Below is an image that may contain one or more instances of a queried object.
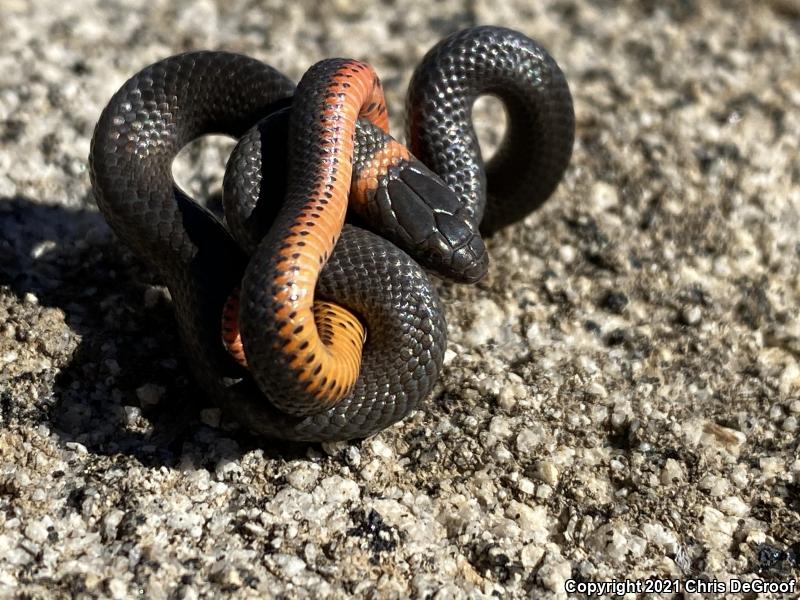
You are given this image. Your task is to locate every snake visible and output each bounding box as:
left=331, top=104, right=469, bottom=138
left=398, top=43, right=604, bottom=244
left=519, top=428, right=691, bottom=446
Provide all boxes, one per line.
left=88, top=26, right=575, bottom=441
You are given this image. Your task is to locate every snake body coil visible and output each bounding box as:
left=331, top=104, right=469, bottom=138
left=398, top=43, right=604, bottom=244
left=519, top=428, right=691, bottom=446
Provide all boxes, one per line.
left=89, top=26, right=575, bottom=441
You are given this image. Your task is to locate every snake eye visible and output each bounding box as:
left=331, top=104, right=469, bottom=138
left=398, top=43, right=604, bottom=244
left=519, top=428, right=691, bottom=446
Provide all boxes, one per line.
left=372, top=159, right=488, bottom=283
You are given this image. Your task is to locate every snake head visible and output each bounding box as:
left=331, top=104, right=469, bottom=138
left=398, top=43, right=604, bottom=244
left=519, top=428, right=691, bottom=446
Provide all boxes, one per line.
left=359, top=158, right=489, bottom=283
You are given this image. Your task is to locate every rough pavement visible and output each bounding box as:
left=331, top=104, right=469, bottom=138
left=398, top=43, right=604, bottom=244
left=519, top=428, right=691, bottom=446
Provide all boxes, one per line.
left=1, top=1, right=799, bottom=597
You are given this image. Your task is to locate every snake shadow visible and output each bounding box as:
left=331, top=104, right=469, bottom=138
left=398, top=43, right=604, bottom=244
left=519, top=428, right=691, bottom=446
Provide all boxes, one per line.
left=0, top=195, right=311, bottom=467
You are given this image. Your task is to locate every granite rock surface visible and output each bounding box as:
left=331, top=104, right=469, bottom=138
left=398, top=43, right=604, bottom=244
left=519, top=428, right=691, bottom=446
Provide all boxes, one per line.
left=1, top=0, right=799, bottom=597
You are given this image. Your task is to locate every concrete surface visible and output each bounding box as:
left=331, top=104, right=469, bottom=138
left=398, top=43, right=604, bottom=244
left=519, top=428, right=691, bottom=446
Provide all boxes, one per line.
left=1, top=0, right=799, bottom=597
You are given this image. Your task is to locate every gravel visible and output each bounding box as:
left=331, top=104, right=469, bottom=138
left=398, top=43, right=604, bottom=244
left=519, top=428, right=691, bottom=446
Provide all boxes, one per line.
left=1, top=0, right=799, bottom=597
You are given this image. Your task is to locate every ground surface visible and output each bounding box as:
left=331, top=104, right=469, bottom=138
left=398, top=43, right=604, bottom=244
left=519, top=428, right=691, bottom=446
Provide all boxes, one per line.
left=1, top=0, right=799, bottom=598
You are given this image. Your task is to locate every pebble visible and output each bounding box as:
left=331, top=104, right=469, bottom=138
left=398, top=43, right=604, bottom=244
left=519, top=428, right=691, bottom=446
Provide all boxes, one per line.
left=463, top=298, right=505, bottom=346
left=102, top=509, right=124, bottom=539
left=587, top=381, right=608, bottom=398
left=506, top=501, right=547, bottom=537
left=359, top=459, right=382, bottom=482
left=443, top=348, right=457, bottom=365
left=520, top=544, right=545, bottom=569
left=611, top=401, right=633, bottom=429
left=345, top=446, right=361, bottom=468
left=719, top=496, right=749, bottom=517
left=642, top=523, right=678, bottom=552
left=286, top=463, right=321, bottom=492
left=729, top=464, right=750, bottom=488
left=515, top=427, right=543, bottom=457
left=135, top=383, right=164, bottom=407
left=65, top=442, right=88, bottom=454
left=699, top=474, right=730, bottom=497
left=492, top=444, right=513, bottom=462
left=369, top=438, right=394, bottom=459
left=318, top=476, right=360, bottom=504
left=680, top=305, right=702, bottom=326
left=199, top=408, right=221, bottom=428
left=23, top=520, right=48, bottom=544
left=534, top=461, right=559, bottom=486
left=487, top=415, right=513, bottom=442
left=558, top=244, right=576, bottom=264
left=321, top=440, right=348, bottom=457
left=698, top=507, right=736, bottom=551
left=497, top=385, right=517, bottom=410
left=590, top=523, right=646, bottom=561
left=30, top=239, right=56, bottom=259
left=274, top=554, right=307, bottom=578
left=591, top=181, right=619, bottom=210
left=758, top=457, right=784, bottom=479
left=779, top=362, right=800, bottom=395
left=107, top=578, right=128, bottom=599
left=660, top=458, right=684, bottom=484
left=538, top=553, right=572, bottom=592
left=516, top=477, right=535, bottom=495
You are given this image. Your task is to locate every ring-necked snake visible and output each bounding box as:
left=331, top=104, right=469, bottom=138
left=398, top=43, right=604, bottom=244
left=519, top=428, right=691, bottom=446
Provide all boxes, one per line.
left=88, top=26, right=575, bottom=441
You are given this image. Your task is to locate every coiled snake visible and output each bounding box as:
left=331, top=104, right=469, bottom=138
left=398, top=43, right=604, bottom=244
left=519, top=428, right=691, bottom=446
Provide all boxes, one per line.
left=89, top=26, right=574, bottom=441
